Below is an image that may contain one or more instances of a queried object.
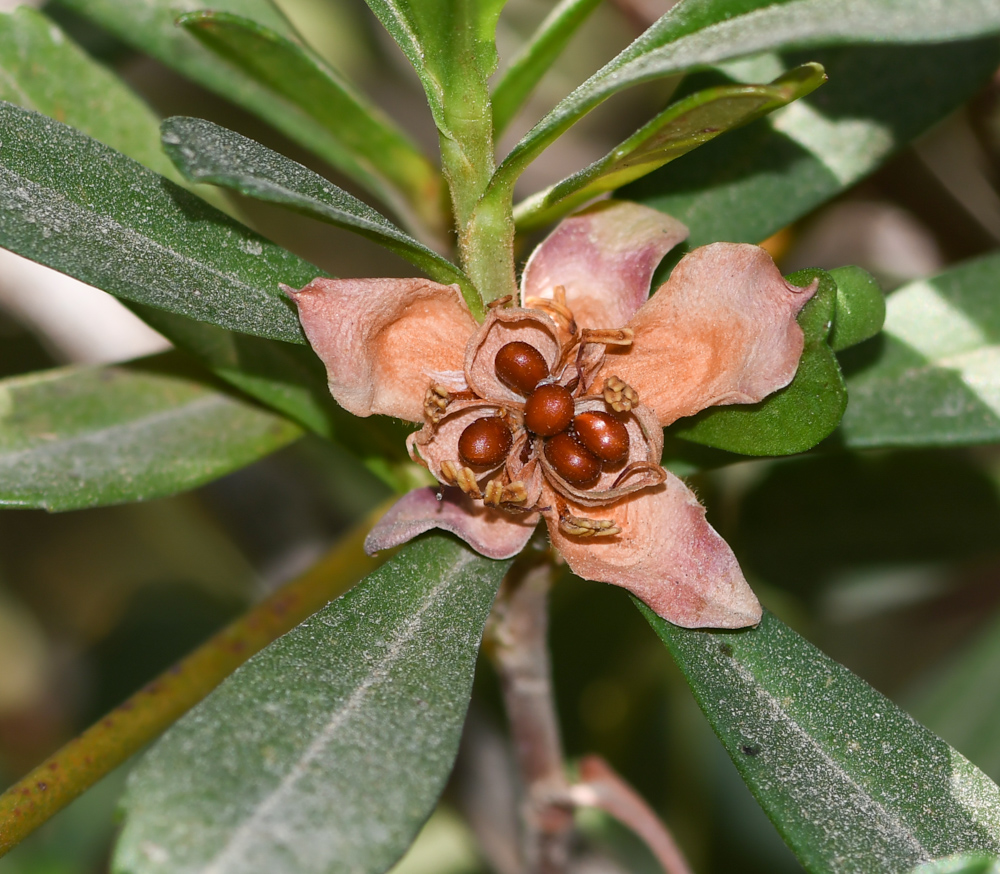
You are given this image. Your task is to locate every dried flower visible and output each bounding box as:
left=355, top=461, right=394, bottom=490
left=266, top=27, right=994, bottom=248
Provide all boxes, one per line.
left=285, top=201, right=816, bottom=628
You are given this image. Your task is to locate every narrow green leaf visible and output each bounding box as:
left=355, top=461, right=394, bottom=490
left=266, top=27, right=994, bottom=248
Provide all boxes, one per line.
left=910, top=854, right=1000, bottom=874
left=50, top=0, right=437, bottom=230
left=625, top=40, right=1000, bottom=247
left=127, top=306, right=418, bottom=493
left=491, top=0, right=602, bottom=137
left=672, top=269, right=847, bottom=456
left=840, top=252, right=1000, bottom=449
left=114, top=536, right=510, bottom=874
left=0, top=353, right=301, bottom=512
left=514, top=63, right=825, bottom=233
left=0, top=100, right=315, bottom=344
left=160, top=117, right=481, bottom=316
left=177, top=10, right=445, bottom=235
left=644, top=606, right=1000, bottom=874
left=0, top=7, right=180, bottom=182
left=493, top=0, right=1000, bottom=190
left=829, top=266, right=885, bottom=352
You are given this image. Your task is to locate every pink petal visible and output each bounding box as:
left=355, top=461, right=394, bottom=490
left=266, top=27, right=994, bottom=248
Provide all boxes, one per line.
left=365, top=487, right=539, bottom=560
left=520, top=200, right=688, bottom=329
left=284, top=277, right=477, bottom=422
left=603, top=244, right=817, bottom=427
left=546, top=475, right=761, bottom=629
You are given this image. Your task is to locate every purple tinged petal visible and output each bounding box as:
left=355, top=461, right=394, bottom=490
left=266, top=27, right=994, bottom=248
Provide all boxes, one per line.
left=521, top=200, right=688, bottom=328
left=365, top=487, right=539, bottom=560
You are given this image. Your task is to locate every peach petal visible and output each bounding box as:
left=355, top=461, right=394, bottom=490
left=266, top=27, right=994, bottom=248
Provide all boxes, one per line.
left=521, top=201, right=689, bottom=329
left=284, top=277, right=477, bottom=422
left=465, top=308, right=561, bottom=405
left=365, top=487, right=539, bottom=560
left=603, top=244, right=817, bottom=427
left=545, top=475, right=761, bottom=629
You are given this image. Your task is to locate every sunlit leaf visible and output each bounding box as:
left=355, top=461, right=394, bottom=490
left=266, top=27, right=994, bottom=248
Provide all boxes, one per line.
left=493, top=0, right=1000, bottom=192
left=161, top=117, right=480, bottom=316
left=0, top=353, right=301, bottom=512
left=645, top=606, right=1000, bottom=874
left=840, top=252, right=1000, bottom=449
left=909, top=854, right=1000, bottom=874
left=625, top=41, right=1000, bottom=247
left=114, top=536, right=510, bottom=874
left=177, top=10, right=444, bottom=234
left=514, top=63, right=825, bottom=233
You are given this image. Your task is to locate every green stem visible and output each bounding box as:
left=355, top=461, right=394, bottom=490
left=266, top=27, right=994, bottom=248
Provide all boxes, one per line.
left=0, top=507, right=391, bottom=857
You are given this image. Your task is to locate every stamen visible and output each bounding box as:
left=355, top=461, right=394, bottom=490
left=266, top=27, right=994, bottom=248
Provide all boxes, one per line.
left=439, top=460, right=483, bottom=498
left=580, top=328, right=633, bottom=347
left=484, top=479, right=529, bottom=509
left=487, top=294, right=514, bottom=309
left=603, top=375, right=639, bottom=413
left=423, top=384, right=451, bottom=423
left=558, top=512, right=621, bottom=538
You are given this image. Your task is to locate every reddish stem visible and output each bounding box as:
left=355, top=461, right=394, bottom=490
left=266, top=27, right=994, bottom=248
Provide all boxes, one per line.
left=487, top=559, right=573, bottom=874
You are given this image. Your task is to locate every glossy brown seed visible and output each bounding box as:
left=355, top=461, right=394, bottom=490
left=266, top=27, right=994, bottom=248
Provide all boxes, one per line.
left=458, top=417, right=513, bottom=468
left=524, top=384, right=574, bottom=436
left=545, top=432, right=602, bottom=487
left=573, top=411, right=630, bottom=464
left=495, top=341, right=549, bottom=395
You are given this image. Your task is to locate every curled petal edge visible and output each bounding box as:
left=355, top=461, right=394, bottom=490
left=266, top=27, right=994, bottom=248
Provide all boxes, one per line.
left=545, top=474, right=762, bottom=629
left=365, top=487, right=540, bottom=560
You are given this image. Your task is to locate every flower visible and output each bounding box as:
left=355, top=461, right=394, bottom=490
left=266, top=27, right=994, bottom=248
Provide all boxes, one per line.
left=284, top=201, right=816, bottom=629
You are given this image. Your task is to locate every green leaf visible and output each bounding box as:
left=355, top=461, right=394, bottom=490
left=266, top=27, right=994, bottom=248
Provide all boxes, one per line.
left=491, top=0, right=602, bottom=137
left=51, top=0, right=435, bottom=228
left=829, top=266, right=885, bottom=352
left=672, top=269, right=846, bottom=455
left=0, top=7, right=180, bottom=182
left=840, top=252, right=1000, bottom=449
left=0, top=353, right=301, bottom=512
left=514, top=63, right=826, bottom=233
left=176, top=10, right=445, bottom=236
left=114, top=536, right=510, bottom=874
left=493, top=0, right=1000, bottom=192
left=644, top=606, right=1000, bottom=874
left=910, top=855, right=1000, bottom=874
left=625, top=40, right=1000, bottom=247
left=127, top=306, right=419, bottom=492
left=160, top=116, right=481, bottom=317
left=0, top=100, right=315, bottom=344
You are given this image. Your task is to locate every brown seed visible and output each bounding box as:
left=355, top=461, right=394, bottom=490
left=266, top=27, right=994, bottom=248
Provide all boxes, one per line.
left=573, top=411, right=630, bottom=464
left=545, top=432, right=602, bottom=487
left=495, top=341, right=549, bottom=395
left=524, top=384, right=574, bottom=436
left=458, top=417, right=513, bottom=468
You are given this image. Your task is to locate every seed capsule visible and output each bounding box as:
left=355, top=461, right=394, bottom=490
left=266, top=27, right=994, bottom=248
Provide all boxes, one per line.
left=495, top=341, right=549, bottom=395
left=524, top=384, right=574, bottom=436
left=573, top=411, right=630, bottom=464
left=545, top=432, right=602, bottom=487
left=458, top=417, right=513, bottom=468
